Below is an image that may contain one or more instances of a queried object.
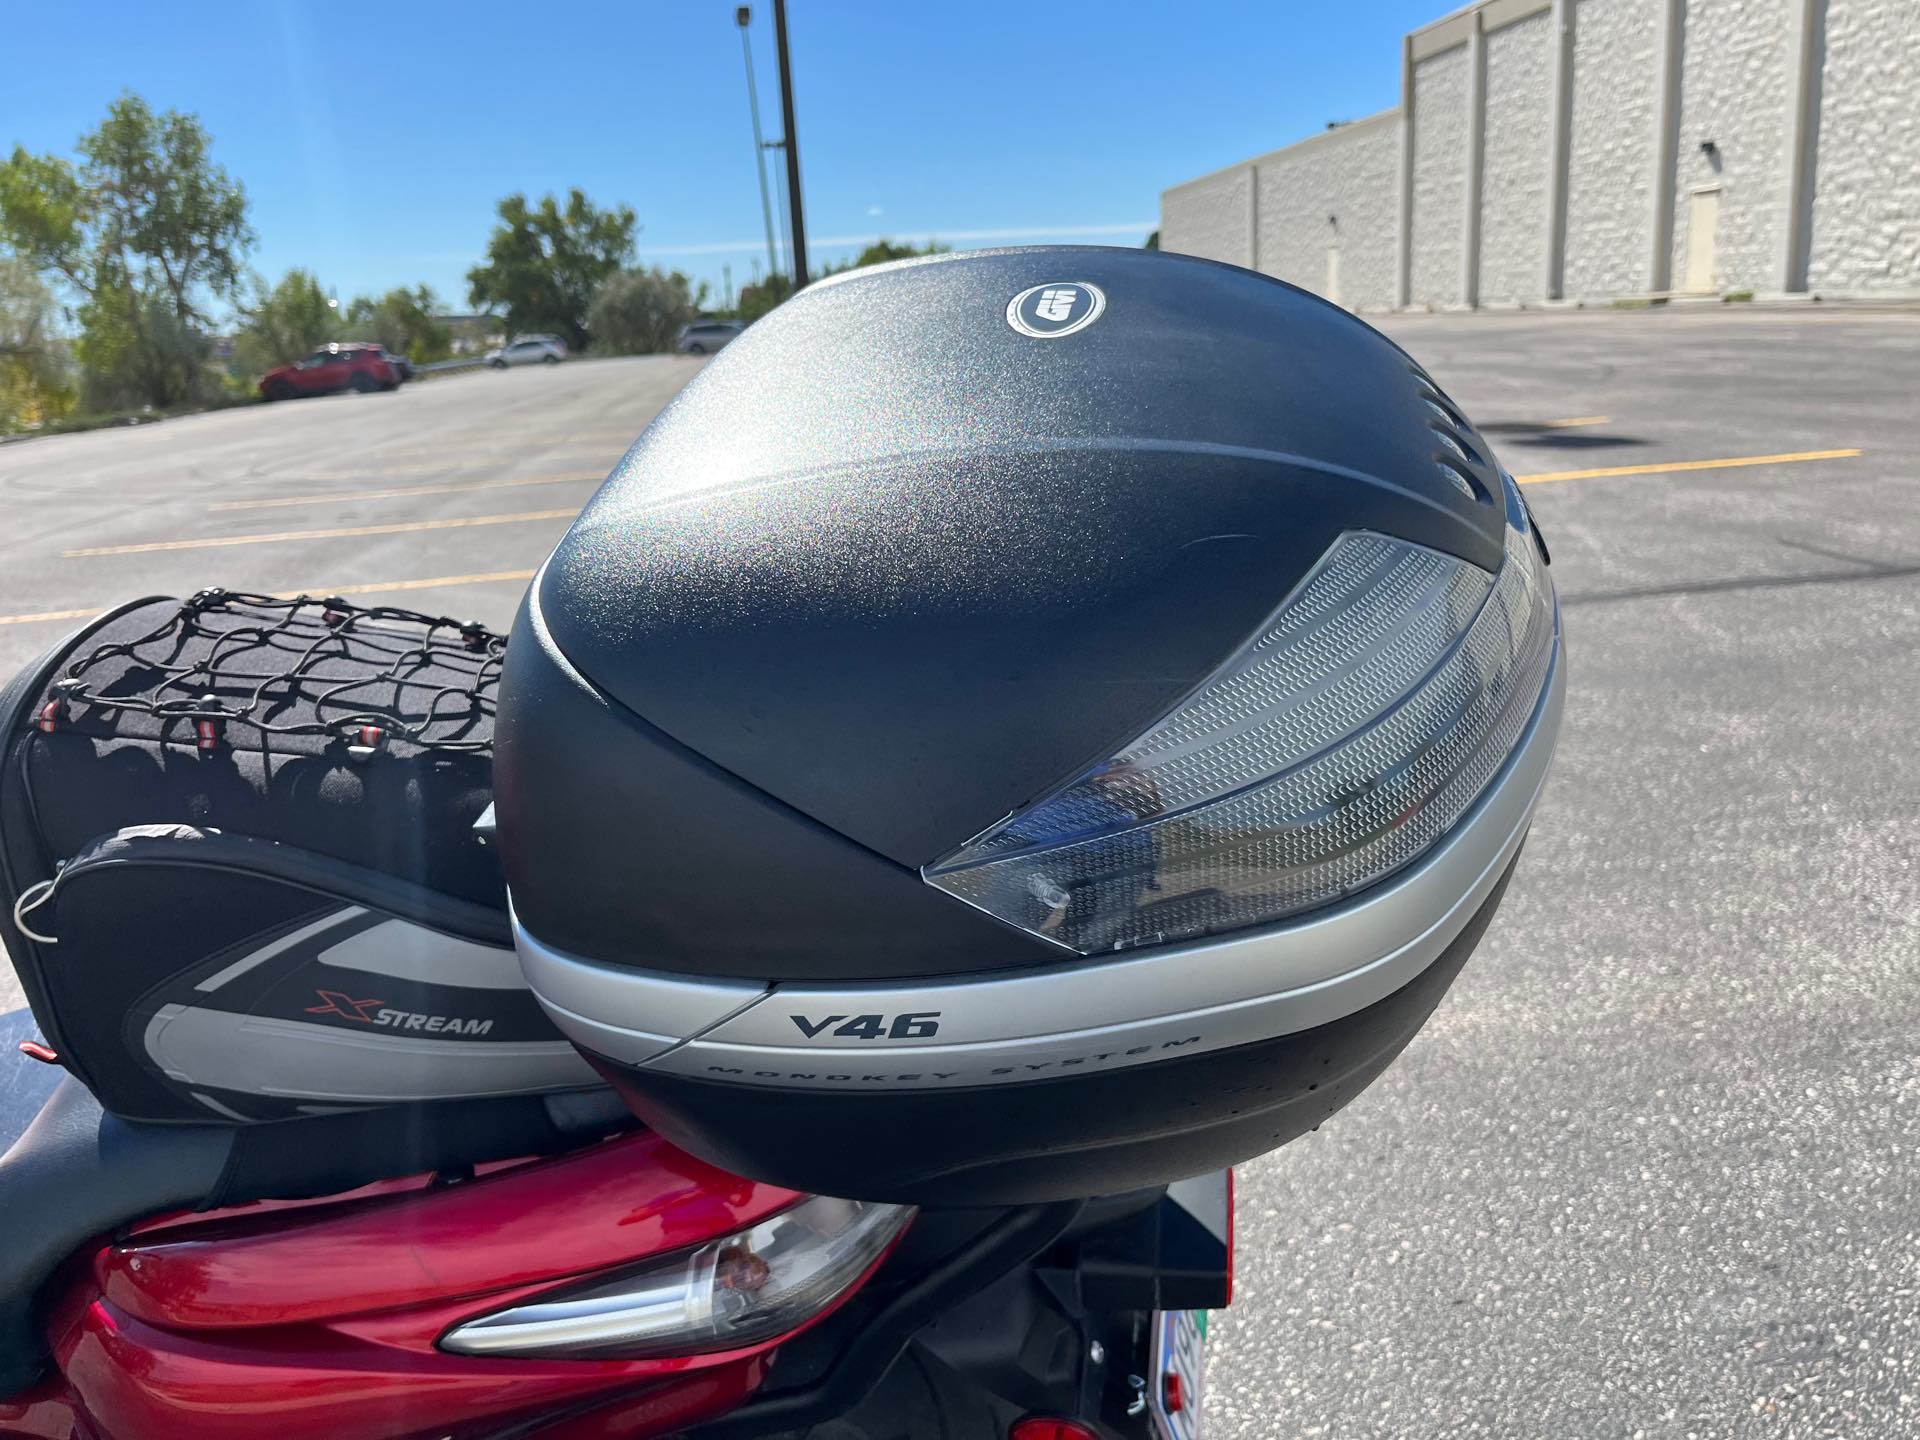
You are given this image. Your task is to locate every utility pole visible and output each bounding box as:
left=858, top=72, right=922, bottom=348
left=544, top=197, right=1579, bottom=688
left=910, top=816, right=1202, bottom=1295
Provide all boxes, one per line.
left=723, top=263, right=734, bottom=312
left=772, top=0, right=808, bottom=288
left=736, top=8, right=780, bottom=289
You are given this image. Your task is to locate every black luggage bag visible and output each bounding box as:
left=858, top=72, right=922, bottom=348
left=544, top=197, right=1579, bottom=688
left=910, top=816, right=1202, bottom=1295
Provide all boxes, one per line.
left=0, top=589, right=595, bottom=1124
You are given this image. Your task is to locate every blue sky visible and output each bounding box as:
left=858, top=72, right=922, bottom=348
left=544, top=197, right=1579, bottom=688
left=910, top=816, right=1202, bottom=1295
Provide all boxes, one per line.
left=5, top=1, right=1439, bottom=313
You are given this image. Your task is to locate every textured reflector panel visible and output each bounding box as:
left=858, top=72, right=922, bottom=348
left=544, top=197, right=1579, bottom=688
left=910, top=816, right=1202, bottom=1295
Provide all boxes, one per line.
left=926, top=498, right=1553, bottom=955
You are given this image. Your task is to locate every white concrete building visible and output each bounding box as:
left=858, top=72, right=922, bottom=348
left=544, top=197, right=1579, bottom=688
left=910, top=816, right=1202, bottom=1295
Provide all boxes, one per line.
left=1159, top=0, right=1920, bottom=308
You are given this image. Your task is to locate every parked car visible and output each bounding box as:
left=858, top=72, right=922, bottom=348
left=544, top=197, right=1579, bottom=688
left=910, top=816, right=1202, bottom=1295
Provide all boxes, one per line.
left=377, top=346, right=414, bottom=382
left=676, top=320, right=743, bottom=354
left=259, top=343, right=401, bottom=401
left=486, top=336, right=568, bottom=367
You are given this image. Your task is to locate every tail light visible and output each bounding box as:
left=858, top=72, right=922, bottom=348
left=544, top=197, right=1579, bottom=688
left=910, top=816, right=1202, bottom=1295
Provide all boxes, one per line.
left=1009, top=1420, right=1102, bottom=1440
left=925, top=474, right=1554, bottom=955
left=439, top=1195, right=913, bottom=1359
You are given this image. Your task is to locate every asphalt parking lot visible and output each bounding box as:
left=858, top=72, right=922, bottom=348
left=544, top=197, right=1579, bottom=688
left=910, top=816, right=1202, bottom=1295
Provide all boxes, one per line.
left=1, top=308, right=1916, bottom=1437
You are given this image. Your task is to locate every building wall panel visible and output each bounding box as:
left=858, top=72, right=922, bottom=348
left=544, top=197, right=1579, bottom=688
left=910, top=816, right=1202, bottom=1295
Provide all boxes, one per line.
left=1563, top=0, right=1662, bottom=299
left=1161, top=164, right=1254, bottom=269
left=1806, top=0, right=1920, bottom=293
left=1411, top=43, right=1473, bottom=305
left=1667, top=0, right=1794, bottom=293
left=1253, top=116, right=1402, bottom=310
left=1480, top=11, right=1557, bottom=302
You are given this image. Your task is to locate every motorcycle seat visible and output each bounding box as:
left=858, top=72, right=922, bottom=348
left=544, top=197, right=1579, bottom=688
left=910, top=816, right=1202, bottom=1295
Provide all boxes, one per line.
left=0, top=1061, right=632, bottom=1396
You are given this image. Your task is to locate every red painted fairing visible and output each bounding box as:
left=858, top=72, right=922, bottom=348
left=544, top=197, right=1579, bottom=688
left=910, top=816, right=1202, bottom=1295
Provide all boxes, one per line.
left=99, top=1132, right=794, bottom=1328
left=57, top=1303, right=770, bottom=1440
left=0, top=1130, right=825, bottom=1440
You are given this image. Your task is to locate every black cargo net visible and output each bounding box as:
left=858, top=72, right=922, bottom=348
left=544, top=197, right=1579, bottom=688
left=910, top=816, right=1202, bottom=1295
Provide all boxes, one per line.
left=44, top=589, right=503, bottom=756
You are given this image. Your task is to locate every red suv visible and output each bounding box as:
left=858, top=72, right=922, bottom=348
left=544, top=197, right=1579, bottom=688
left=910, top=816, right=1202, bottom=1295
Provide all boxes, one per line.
left=260, top=343, right=401, bottom=401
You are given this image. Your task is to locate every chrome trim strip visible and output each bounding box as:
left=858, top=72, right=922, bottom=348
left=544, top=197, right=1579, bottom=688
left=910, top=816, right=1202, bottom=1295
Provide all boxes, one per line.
left=515, top=619, right=1562, bottom=1093
left=440, top=1277, right=711, bottom=1356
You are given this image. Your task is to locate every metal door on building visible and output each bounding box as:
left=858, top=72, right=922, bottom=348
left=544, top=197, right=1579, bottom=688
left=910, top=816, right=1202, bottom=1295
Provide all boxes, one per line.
left=1684, top=188, right=1720, bottom=294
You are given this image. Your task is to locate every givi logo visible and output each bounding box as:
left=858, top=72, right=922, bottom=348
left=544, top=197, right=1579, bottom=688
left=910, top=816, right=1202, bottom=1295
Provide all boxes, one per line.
left=1006, top=281, right=1106, bottom=339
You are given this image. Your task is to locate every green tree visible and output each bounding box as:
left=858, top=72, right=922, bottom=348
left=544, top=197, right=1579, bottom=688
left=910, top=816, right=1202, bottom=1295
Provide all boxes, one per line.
left=81, top=94, right=250, bottom=326
left=0, top=92, right=251, bottom=409
left=1143, top=230, right=1160, bottom=251
left=466, top=189, right=636, bottom=351
left=847, top=238, right=950, bottom=269
left=344, top=285, right=451, bottom=362
left=0, top=150, right=89, bottom=286
left=812, top=239, right=950, bottom=285
left=586, top=267, right=706, bottom=355
left=735, top=272, right=792, bottom=324
left=234, top=268, right=334, bottom=376
left=732, top=239, right=948, bottom=325
left=0, top=257, right=75, bottom=432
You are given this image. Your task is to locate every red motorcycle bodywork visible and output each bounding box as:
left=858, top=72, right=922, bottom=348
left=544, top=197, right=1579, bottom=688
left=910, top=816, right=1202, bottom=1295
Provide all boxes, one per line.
left=0, top=1129, right=881, bottom=1440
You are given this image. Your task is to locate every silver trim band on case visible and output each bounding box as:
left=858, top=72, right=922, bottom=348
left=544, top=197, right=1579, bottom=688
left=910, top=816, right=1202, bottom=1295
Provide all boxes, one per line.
left=514, top=619, right=1562, bottom=1093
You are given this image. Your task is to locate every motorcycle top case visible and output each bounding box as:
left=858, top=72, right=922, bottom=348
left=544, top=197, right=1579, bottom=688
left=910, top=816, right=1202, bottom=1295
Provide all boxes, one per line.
left=0, top=591, right=596, bottom=1124
left=495, top=246, right=1565, bottom=1204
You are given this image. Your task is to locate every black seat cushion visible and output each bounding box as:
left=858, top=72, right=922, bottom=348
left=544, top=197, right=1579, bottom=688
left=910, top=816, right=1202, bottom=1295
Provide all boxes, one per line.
left=0, top=1077, right=229, bottom=1394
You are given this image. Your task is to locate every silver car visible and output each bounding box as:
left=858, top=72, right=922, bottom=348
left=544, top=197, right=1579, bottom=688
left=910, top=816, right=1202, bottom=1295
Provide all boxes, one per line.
left=488, top=336, right=568, bottom=368
left=676, top=322, right=743, bottom=355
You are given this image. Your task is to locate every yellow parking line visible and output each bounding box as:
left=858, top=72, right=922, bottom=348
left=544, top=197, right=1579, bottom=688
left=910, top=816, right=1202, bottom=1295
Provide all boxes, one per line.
left=315, top=568, right=538, bottom=597
left=1540, top=415, right=1610, bottom=428
left=62, top=509, right=579, bottom=558
left=281, top=459, right=556, bottom=479
left=211, top=473, right=600, bottom=512
left=0, top=570, right=540, bottom=629
left=0, top=605, right=107, bottom=628
left=16, top=446, right=1862, bottom=618
left=1516, top=448, right=1860, bottom=486
left=289, top=445, right=621, bottom=476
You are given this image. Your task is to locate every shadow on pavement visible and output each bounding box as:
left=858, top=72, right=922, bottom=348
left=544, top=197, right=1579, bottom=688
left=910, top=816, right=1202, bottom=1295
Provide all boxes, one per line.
left=1479, top=422, right=1651, bottom=451
left=1562, top=561, right=1920, bottom=608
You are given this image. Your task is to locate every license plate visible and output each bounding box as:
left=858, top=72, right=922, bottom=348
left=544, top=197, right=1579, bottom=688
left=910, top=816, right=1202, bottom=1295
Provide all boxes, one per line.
left=1149, top=1308, right=1207, bottom=1440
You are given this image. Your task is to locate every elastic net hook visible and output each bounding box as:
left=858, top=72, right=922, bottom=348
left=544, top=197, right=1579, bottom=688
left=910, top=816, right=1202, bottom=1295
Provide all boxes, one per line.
left=195, top=694, right=226, bottom=752
left=347, top=724, right=388, bottom=762
left=12, top=877, right=59, bottom=946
